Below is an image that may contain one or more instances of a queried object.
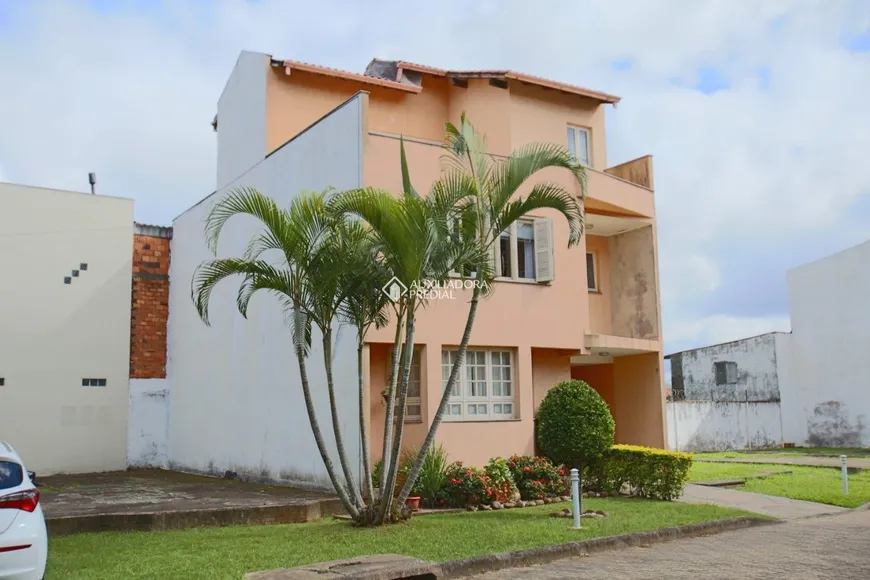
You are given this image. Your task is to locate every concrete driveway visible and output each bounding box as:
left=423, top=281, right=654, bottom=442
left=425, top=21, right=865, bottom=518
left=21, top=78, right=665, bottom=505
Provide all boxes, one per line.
left=465, top=509, right=870, bottom=579
left=38, top=469, right=342, bottom=535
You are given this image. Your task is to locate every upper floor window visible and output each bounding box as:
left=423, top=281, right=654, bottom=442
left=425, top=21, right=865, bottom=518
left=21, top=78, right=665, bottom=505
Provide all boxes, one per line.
left=494, top=218, right=554, bottom=283
left=567, top=126, right=590, bottom=167
left=442, top=349, right=515, bottom=421
left=714, top=361, right=738, bottom=386
left=586, top=252, right=598, bottom=291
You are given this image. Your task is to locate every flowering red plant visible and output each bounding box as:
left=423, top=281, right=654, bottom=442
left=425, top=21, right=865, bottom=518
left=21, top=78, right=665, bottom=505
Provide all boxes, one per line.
left=507, top=455, right=566, bottom=500
left=443, top=461, right=492, bottom=507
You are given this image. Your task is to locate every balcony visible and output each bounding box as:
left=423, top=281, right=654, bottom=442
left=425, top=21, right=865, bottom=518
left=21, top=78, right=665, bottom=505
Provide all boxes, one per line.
left=585, top=156, right=655, bottom=218
left=584, top=211, right=661, bottom=355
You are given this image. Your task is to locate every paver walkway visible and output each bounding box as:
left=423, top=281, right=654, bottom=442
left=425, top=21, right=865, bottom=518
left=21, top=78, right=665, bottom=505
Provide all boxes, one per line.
left=677, top=483, right=847, bottom=519
left=464, top=509, right=870, bottom=579
left=696, top=456, right=870, bottom=470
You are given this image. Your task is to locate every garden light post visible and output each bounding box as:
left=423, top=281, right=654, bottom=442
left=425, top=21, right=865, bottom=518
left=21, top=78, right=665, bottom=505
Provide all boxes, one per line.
left=841, top=455, right=849, bottom=495
left=570, top=468, right=581, bottom=529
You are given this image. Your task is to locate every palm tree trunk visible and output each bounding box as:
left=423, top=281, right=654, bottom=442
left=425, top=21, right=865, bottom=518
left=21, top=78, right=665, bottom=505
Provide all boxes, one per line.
left=293, top=339, right=360, bottom=520
left=377, top=304, right=416, bottom=523
left=357, top=339, right=375, bottom=505
left=398, top=283, right=481, bottom=506
left=379, top=305, right=405, bottom=499
left=322, top=328, right=364, bottom=509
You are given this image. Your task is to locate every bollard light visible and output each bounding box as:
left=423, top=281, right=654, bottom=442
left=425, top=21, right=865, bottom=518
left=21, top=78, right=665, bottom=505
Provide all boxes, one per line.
left=841, top=455, right=849, bottom=495
left=571, top=468, right=582, bottom=529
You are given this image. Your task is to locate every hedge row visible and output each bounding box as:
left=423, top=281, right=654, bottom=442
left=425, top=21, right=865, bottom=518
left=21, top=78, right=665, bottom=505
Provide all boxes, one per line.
left=587, top=444, right=692, bottom=501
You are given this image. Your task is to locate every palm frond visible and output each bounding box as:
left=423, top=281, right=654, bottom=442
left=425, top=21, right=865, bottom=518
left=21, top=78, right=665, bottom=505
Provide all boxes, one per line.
left=191, top=258, right=286, bottom=326
left=203, top=187, right=289, bottom=256
left=399, top=137, right=419, bottom=198
left=496, top=182, right=585, bottom=246
left=486, top=142, right=587, bottom=218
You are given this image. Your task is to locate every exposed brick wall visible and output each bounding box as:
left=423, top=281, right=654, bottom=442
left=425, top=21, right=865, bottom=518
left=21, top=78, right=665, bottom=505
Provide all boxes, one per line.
left=130, top=230, right=171, bottom=379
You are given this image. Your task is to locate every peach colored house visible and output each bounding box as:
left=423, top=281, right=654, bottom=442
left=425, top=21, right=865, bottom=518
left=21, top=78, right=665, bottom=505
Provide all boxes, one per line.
left=209, top=52, right=666, bottom=470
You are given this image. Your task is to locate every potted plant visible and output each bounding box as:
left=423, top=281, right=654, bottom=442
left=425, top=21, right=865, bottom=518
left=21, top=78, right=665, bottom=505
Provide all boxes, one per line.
left=396, top=448, right=423, bottom=511
left=405, top=495, right=421, bottom=511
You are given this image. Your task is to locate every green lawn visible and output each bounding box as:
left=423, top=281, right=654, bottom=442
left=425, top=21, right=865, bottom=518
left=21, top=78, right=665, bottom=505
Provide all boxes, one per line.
left=47, top=499, right=750, bottom=580
left=694, top=447, right=870, bottom=459
left=689, top=462, right=870, bottom=508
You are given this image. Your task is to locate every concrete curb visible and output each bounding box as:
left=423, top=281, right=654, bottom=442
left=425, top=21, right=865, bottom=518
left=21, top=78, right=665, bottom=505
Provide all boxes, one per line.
left=47, top=498, right=346, bottom=536
left=437, top=517, right=778, bottom=578
left=856, top=501, right=870, bottom=511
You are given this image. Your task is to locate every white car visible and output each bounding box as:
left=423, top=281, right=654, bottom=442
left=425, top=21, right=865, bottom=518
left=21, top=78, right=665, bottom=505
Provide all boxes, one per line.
left=0, top=442, right=46, bottom=580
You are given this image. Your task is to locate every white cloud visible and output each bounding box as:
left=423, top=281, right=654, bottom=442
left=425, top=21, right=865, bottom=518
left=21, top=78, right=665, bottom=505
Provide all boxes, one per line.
left=667, top=315, right=792, bottom=349
left=661, top=253, right=721, bottom=302
left=0, top=0, right=868, bottom=351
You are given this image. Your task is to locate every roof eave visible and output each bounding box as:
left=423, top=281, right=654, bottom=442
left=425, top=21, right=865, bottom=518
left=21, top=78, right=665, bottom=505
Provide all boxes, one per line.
left=278, top=59, right=421, bottom=94
left=446, top=70, right=621, bottom=104
left=504, top=72, right=621, bottom=104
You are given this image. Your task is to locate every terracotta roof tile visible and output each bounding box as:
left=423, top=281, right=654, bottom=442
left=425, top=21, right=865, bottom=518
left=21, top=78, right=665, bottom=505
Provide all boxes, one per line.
left=278, top=59, right=421, bottom=93
left=396, top=61, right=620, bottom=104
left=273, top=56, right=620, bottom=104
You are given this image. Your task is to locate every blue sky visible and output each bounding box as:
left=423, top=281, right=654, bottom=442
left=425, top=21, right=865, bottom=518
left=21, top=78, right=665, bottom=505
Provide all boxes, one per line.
left=0, top=0, right=868, bottom=360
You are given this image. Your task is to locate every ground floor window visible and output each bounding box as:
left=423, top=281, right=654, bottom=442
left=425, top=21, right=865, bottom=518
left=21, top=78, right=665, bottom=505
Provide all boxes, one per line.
left=442, top=349, right=515, bottom=421
left=387, top=347, right=422, bottom=422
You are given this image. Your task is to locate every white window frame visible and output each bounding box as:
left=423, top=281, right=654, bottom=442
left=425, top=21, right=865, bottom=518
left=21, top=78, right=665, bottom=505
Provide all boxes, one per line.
left=567, top=125, right=591, bottom=167
left=447, top=214, right=481, bottom=279
left=586, top=252, right=598, bottom=292
left=493, top=217, right=554, bottom=283
left=387, top=347, right=422, bottom=423
left=441, top=349, right=516, bottom=422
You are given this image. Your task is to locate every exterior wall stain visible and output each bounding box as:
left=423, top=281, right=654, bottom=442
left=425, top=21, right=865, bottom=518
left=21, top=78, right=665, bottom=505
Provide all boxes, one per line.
left=127, top=378, right=169, bottom=468
left=164, top=461, right=335, bottom=493
left=609, top=226, right=659, bottom=340
left=806, top=401, right=866, bottom=447
left=667, top=400, right=782, bottom=452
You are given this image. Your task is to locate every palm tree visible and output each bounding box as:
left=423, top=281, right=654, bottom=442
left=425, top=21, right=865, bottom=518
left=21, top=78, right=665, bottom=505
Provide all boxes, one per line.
left=188, top=115, right=584, bottom=525
left=395, top=113, right=587, bottom=507
left=333, top=223, right=391, bottom=507
left=190, top=187, right=366, bottom=520
left=330, top=140, right=482, bottom=522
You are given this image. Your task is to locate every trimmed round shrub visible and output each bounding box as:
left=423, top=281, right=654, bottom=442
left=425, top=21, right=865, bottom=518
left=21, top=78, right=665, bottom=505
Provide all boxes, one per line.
left=537, top=379, right=615, bottom=469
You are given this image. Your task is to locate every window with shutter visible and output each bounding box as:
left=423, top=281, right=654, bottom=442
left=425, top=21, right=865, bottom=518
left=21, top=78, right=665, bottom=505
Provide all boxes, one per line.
left=485, top=215, right=498, bottom=278
left=490, top=218, right=555, bottom=284
left=498, top=229, right=512, bottom=277
left=517, top=222, right=536, bottom=279
left=387, top=348, right=423, bottom=422
left=534, top=218, right=555, bottom=282
left=586, top=252, right=597, bottom=291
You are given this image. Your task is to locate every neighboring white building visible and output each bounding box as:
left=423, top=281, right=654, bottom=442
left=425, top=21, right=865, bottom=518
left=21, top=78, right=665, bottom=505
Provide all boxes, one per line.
left=666, top=333, right=788, bottom=451
left=0, top=182, right=134, bottom=473
left=666, top=238, right=870, bottom=451
left=165, top=75, right=365, bottom=489
left=781, top=238, right=870, bottom=448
